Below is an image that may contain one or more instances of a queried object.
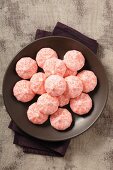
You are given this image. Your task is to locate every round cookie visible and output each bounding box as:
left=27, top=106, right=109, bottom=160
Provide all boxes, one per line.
left=50, top=108, right=72, bottom=130
left=70, top=93, right=92, bottom=115
left=27, top=102, right=48, bottom=124
left=16, top=57, right=38, bottom=79
left=37, top=93, right=59, bottom=115
left=45, top=75, right=66, bottom=97
left=36, top=48, right=58, bottom=68
left=65, top=76, right=83, bottom=98
left=43, top=58, right=66, bottom=77
left=64, top=50, right=85, bottom=71
left=77, top=70, right=97, bottom=93
left=30, top=72, right=46, bottom=94
left=13, top=80, right=35, bottom=102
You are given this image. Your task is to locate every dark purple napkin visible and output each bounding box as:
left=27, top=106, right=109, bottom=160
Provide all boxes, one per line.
left=9, top=22, right=98, bottom=157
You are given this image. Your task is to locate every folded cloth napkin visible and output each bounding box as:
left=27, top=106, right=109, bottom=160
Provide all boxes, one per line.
left=9, top=22, right=98, bottom=157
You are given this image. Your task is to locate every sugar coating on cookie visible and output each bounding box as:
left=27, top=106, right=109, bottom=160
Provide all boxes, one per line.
left=16, top=57, right=38, bottom=79
left=30, top=72, right=46, bottom=94
left=64, top=50, right=85, bottom=71
left=13, top=80, right=35, bottom=102
left=50, top=108, right=72, bottom=130
left=57, top=87, right=70, bottom=107
left=45, top=75, right=66, bottom=97
left=37, top=93, right=59, bottom=115
left=36, top=48, right=58, bottom=68
left=77, top=70, right=97, bottom=93
left=65, top=76, right=83, bottom=98
left=43, top=58, right=66, bottom=77
left=64, top=67, right=77, bottom=77
left=70, top=93, right=92, bottom=115
left=27, top=102, right=48, bottom=124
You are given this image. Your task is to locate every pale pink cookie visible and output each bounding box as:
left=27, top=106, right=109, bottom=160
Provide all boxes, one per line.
left=77, top=70, right=97, bottom=93
left=37, top=93, right=59, bottom=115
left=64, top=50, right=85, bottom=71
left=43, top=58, right=66, bottom=77
left=30, top=72, right=46, bottom=95
left=45, top=75, right=66, bottom=97
left=50, top=108, right=72, bottom=130
left=16, top=57, right=38, bottom=79
left=64, top=67, right=77, bottom=77
left=13, top=80, right=35, bottom=102
left=65, top=76, right=83, bottom=98
left=57, top=87, right=70, bottom=107
left=27, top=102, right=48, bottom=124
left=36, top=48, right=58, bottom=68
left=70, top=93, right=92, bottom=115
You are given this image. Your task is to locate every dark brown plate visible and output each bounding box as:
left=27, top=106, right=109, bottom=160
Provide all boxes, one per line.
left=3, top=36, right=108, bottom=141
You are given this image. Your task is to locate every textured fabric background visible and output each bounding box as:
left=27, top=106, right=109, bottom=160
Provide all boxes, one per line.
left=0, top=0, right=113, bottom=170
